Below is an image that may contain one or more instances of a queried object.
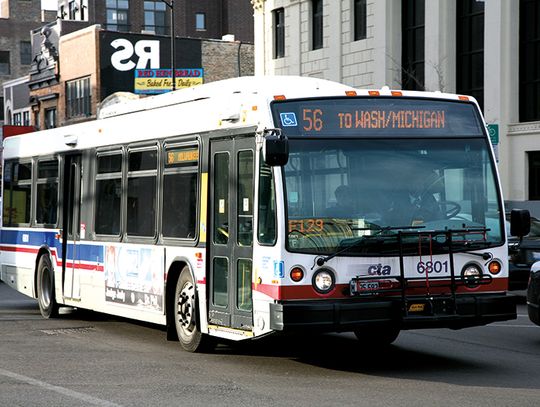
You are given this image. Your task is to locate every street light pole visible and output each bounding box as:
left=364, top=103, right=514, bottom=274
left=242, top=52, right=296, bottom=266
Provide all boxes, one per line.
left=158, top=0, right=175, bottom=91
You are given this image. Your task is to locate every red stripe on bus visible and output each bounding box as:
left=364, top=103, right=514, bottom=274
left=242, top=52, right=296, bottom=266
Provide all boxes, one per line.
left=0, top=245, right=104, bottom=272
left=253, top=278, right=509, bottom=300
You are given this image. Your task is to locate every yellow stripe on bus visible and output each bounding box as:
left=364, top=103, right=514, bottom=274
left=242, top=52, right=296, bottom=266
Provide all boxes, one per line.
left=199, top=172, right=208, bottom=243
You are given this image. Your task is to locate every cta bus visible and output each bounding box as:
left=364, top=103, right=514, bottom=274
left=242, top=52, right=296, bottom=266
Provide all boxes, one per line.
left=0, top=76, right=526, bottom=352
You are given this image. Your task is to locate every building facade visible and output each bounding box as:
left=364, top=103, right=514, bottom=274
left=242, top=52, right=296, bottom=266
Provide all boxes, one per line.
left=27, top=23, right=253, bottom=129
left=253, top=0, right=540, bottom=209
left=57, top=0, right=254, bottom=43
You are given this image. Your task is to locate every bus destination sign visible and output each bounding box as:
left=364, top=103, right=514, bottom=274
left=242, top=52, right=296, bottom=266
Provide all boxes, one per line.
left=271, top=97, right=483, bottom=138
left=166, top=148, right=199, bottom=167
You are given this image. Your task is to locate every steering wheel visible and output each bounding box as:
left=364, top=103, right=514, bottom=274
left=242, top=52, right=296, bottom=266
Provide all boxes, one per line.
left=438, top=200, right=461, bottom=219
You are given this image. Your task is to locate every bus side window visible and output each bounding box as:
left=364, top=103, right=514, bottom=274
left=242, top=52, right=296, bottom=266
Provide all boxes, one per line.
left=257, top=158, right=276, bottom=245
left=3, top=161, right=32, bottom=226
left=127, top=148, right=158, bottom=238
left=95, top=152, right=122, bottom=236
left=36, top=159, right=59, bottom=226
left=162, top=144, right=200, bottom=239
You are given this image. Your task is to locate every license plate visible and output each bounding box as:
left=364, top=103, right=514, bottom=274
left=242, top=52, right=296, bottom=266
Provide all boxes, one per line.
left=351, top=280, right=380, bottom=295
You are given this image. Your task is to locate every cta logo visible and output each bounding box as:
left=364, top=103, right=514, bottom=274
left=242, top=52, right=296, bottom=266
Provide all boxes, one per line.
left=367, top=264, right=392, bottom=275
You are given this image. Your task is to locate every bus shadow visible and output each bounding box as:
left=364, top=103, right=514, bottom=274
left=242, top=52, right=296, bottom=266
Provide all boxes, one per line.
left=213, top=332, right=535, bottom=390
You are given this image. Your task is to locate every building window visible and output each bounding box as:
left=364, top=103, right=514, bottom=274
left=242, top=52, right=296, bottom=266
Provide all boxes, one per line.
left=354, top=0, right=367, bottom=41
left=0, top=51, right=10, bottom=75
left=106, top=0, right=130, bottom=32
left=45, top=108, right=56, bottom=129
left=529, top=152, right=540, bottom=199
left=68, top=1, right=77, bottom=19
left=66, top=77, right=91, bottom=119
left=312, top=0, right=323, bottom=50
left=20, top=41, right=32, bottom=65
left=23, top=111, right=29, bottom=126
left=144, top=1, right=167, bottom=35
left=273, top=8, right=285, bottom=59
left=401, top=0, right=425, bottom=90
left=456, top=0, right=484, bottom=112
left=195, top=12, right=206, bottom=31
left=520, top=0, right=540, bottom=122
left=13, top=112, right=22, bottom=126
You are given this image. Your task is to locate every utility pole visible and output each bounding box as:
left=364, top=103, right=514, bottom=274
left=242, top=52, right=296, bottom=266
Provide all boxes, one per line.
left=158, top=0, right=175, bottom=91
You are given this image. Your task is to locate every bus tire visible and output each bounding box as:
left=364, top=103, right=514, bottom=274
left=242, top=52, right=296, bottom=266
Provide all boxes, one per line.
left=37, top=255, right=59, bottom=319
left=174, top=267, right=213, bottom=352
left=354, top=326, right=400, bottom=346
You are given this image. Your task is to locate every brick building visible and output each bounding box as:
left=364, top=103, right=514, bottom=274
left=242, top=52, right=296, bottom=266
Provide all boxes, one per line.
left=28, top=23, right=254, bottom=129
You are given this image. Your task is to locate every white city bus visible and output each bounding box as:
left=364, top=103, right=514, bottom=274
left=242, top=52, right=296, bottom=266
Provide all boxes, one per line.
left=0, top=76, right=525, bottom=352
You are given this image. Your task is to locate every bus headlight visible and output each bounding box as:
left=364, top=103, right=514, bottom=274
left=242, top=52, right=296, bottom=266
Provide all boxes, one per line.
left=461, top=263, right=482, bottom=288
left=312, top=269, right=335, bottom=294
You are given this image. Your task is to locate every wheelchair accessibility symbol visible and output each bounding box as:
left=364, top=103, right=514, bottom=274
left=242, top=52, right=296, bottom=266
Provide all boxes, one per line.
left=280, top=112, right=298, bottom=127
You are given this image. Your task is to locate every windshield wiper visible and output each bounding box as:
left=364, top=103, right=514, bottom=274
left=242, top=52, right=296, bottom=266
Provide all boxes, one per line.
left=314, top=225, right=425, bottom=267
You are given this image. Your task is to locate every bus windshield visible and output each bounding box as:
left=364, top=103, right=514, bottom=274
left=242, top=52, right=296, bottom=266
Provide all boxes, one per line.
left=283, top=137, right=503, bottom=256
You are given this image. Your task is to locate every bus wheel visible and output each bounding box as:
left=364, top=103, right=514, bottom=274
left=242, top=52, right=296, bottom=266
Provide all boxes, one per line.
left=354, top=326, right=400, bottom=346
left=174, top=267, right=213, bottom=352
left=37, top=255, right=59, bottom=319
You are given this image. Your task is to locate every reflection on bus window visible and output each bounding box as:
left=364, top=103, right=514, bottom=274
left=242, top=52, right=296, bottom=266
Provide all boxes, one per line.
left=2, top=161, right=32, bottom=226
left=258, top=158, right=276, bottom=245
left=284, top=138, right=502, bottom=255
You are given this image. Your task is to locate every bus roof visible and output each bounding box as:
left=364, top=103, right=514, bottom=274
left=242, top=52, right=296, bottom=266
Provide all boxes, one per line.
left=2, top=76, right=480, bottom=160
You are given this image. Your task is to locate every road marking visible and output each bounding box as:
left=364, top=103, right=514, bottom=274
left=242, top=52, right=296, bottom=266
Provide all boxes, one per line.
left=0, top=368, right=123, bottom=407
left=490, top=324, right=539, bottom=328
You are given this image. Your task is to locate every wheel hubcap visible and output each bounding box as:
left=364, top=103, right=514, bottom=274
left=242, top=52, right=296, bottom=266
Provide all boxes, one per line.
left=177, top=283, right=195, bottom=336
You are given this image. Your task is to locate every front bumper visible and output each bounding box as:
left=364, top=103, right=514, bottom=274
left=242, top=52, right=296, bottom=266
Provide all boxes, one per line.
left=270, top=294, right=517, bottom=332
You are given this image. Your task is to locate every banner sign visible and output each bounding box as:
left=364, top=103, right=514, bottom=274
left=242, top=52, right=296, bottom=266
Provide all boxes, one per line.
left=134, top=68, right=204, bottom=94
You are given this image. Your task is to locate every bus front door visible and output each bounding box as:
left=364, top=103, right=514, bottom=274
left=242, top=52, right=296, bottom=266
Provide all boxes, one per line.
left=62, top=154, right=82, bottom=301
left=208, top=137, right=254, bottom=331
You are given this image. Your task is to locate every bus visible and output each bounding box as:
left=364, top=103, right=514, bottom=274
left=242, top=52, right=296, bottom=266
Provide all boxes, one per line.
left=0, top=76, right=526, bottom=352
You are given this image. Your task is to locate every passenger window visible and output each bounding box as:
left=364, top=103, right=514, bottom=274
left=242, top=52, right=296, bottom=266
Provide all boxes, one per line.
left=2, top=161, right=32, bottom=226
left=36, top=160, right=59, bottom=225
left=127, top=148, right=157, bottom=237
left=95, top=152, right=122, bottom=235
left=162, top=145, right=199, bottom=239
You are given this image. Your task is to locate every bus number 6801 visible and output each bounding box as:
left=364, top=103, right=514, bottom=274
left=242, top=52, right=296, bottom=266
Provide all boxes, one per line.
left=416, top=260, right=449, bottom=274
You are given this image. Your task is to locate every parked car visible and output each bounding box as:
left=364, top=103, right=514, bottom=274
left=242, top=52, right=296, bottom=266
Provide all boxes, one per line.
left=507, top=213, right=540, bottom=290
left=527, top=263, right=540, bottom=326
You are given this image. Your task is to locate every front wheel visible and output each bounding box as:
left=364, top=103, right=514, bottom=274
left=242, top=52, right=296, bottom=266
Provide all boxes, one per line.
left=354, top=326, right=400, bottom=346
left=174, top=267, right=213, bottom=352
left=36, top=255, right=59, bottom=318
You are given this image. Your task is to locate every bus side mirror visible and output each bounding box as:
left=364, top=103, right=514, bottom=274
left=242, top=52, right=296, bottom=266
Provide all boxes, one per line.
left=510, top=209, right=531, bottom=238
left=263, top=129, right=289, bottom=167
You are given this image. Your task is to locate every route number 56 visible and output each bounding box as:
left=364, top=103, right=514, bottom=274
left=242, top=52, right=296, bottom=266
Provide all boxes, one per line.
left=303, top=109, right=323, bottom=131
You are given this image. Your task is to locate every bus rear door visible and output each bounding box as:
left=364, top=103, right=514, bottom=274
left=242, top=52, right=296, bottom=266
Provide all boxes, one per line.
left=62, top=154, right=82, bottom=300
left=208, top=137, right=255, bottom=331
